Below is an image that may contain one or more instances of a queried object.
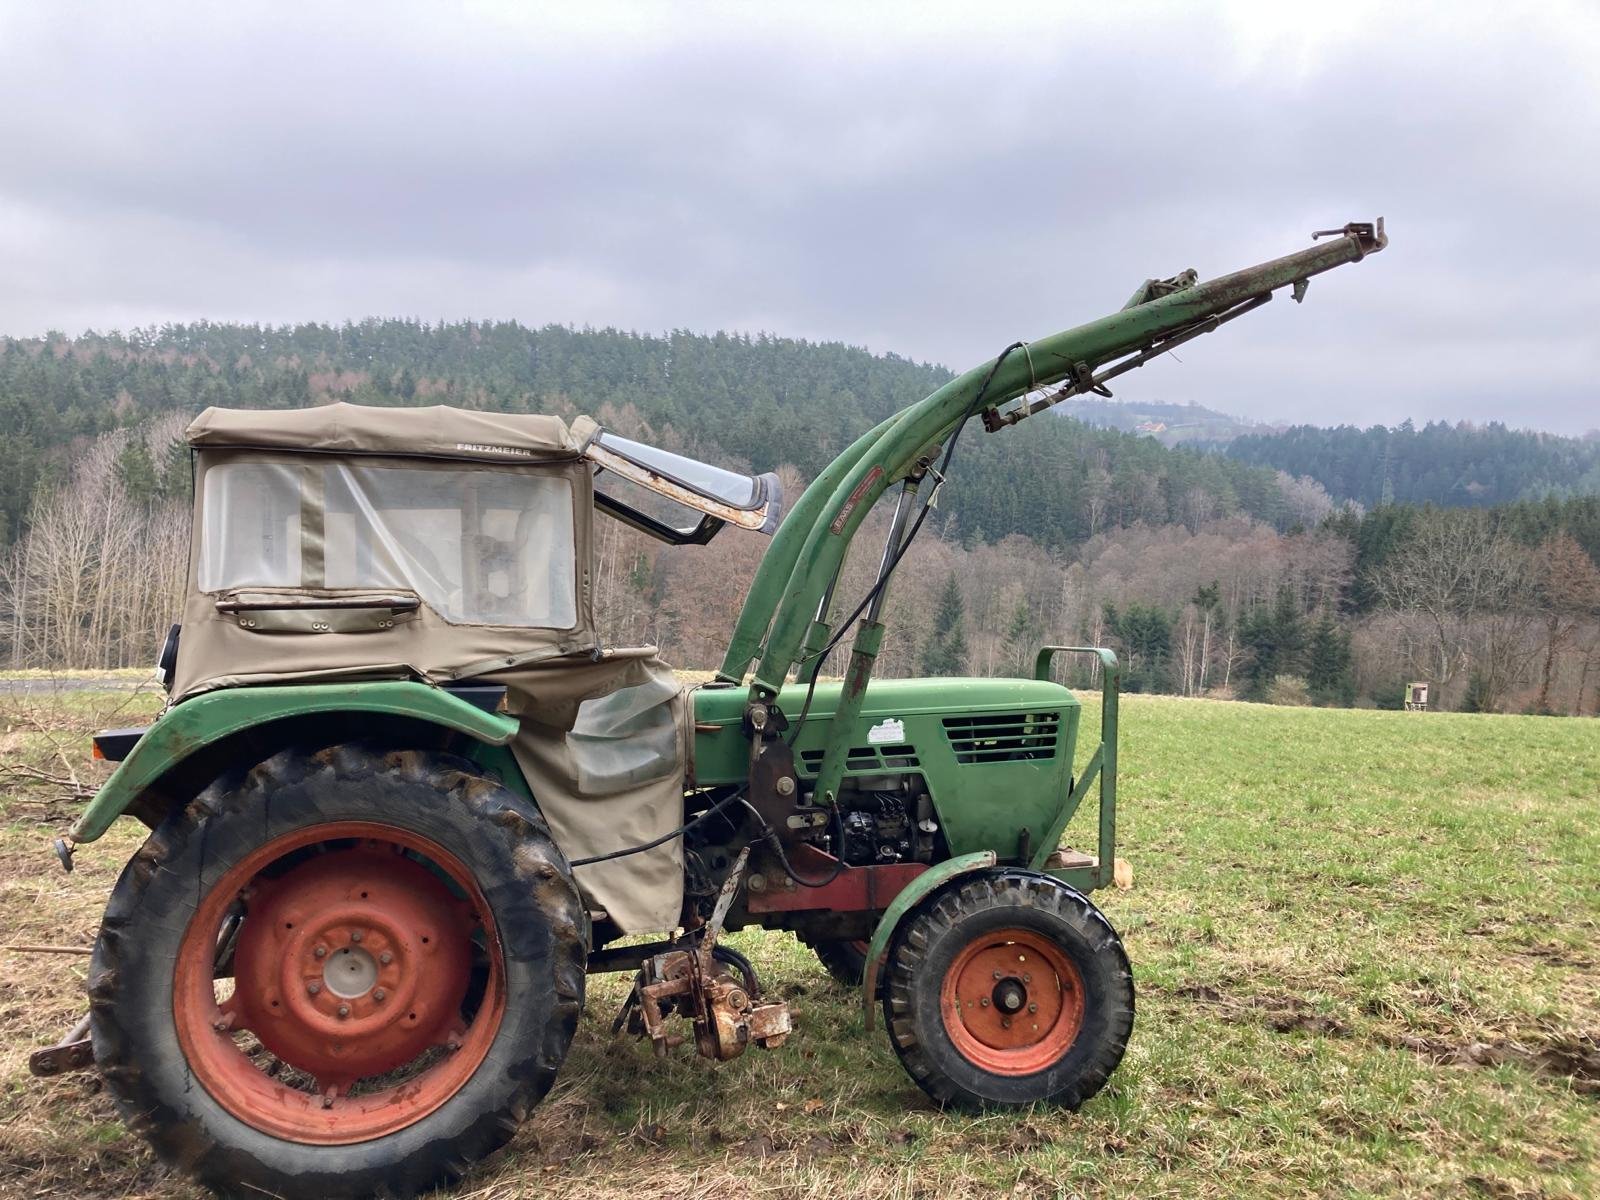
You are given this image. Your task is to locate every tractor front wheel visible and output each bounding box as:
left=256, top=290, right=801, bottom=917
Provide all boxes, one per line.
left=89, top=744, right=587, bottom=1199
left=800, top=934, right=870, bottom=987
left=882, top=871, right=1133, bottom=1109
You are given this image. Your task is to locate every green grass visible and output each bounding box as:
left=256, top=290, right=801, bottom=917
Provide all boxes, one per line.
left=1, top=691, right=1595, bottom=1198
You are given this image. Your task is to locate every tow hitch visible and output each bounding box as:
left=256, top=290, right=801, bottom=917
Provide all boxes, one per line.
left=29, top=1012, right=93, bottom=1078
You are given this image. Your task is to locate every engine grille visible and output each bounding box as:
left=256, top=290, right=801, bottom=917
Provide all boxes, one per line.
left=940, top=712, right=1062, bottom=764
left=798, top=744, right=922, bottom=775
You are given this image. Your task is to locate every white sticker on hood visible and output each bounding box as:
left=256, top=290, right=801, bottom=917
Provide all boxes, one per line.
left=866, top=717, right=906, bottom=745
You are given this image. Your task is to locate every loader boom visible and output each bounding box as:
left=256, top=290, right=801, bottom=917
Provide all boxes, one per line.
left=718, top=220, right=1387, bottom=807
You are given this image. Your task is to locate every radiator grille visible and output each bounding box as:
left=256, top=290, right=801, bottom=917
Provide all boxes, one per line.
left=941, top=712, right=1061, bottom=764
left=798, top=744, right=922, bottom=775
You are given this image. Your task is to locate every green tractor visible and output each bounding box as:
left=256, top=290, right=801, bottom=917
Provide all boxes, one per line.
left=35, top=222, right=1385, bottom=1197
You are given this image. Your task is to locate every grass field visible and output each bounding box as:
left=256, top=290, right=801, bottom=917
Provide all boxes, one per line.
left=1, top=683, right=1596, bottom=1199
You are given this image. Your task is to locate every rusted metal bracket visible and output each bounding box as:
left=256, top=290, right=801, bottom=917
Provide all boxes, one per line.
left=615, top=848, right=792, bottom=1061
left=1311, top=218, right=1386, bottom=255
left=28, top=1013, right=93, bottom=1077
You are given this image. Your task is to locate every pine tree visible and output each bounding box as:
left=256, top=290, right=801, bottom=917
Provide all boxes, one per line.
left=921, top=574, right=968, bottom=676
left=1002, top=596, right=1038, bottom=675
left=1103, top=602, right=1174, bottom=693
left=1306, top=614, right=1355, bottom=706
left=115, top=439, right=160, bottom=504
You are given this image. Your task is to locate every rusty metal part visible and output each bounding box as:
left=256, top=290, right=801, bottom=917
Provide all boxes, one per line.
left=745, top=843, right=926, bottom=914
left=619, top=847, right=790, bottom=1060
left=630, top=944, right=791, bottom=1061
left=706, top=846, right=750, bottom=938
left=28, top=1013, right=93, bottom=1077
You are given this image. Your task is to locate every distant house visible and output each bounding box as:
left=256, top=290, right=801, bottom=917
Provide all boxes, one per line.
left=1135, top=421, right=1167, bottom=435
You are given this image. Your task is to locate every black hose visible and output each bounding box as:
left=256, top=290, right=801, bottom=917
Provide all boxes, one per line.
left=785, top=341, right=1025, bottom=746
left=739, top=796, right=847, bottom=888
left=569, top=786, right=747, bottom=867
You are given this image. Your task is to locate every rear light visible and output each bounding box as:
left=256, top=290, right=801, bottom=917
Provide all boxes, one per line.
left=91, top=729, right=147, bottom=762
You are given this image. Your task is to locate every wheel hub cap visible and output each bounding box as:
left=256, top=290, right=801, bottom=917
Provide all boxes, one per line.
left=324, top=946, right=378, bottom=998
left=229, top=843, right=476, bottom=1088
left=939, top=928, right=1086, bottom=1076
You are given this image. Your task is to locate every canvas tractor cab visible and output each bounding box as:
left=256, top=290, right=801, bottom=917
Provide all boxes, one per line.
left=36, top=222, right=1386, bottom=1199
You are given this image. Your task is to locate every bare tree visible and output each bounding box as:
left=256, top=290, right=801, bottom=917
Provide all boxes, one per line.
left=1373, top=510, right=1531, bottom=704
left=2, top=421, right=190, bottom=670
left=1531, top=533, right=1600, bottom=712
left=1274, top=471, right=1337, bottom=529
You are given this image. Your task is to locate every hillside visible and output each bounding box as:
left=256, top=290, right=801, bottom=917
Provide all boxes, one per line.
left=9, top=323, right=1600, bottom=718
left=1055, top=397, right=1267, bottom=446
left=0, top=321, right=1311, bottom=551
left=1226, top=421, right=1600, bottom=508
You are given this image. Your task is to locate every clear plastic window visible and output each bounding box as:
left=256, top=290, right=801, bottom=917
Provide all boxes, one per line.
left=568, top=672, right=682, bottom=797
left=199, top=460, right=577, bottom=628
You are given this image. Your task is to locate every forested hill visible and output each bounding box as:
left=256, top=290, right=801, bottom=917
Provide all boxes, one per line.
left=1226, top=421, right=1600, bottom=509
left=0, top=320, right=1313, bottom=549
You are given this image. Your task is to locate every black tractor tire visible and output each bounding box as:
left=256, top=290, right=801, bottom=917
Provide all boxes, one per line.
left=881, top=870, right=1133, bottom=1110
left=800, top=933, right=870, bottom=987
left=89, top=743, right=587, bottom=1200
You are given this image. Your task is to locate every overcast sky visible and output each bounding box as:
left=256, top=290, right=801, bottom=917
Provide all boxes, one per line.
left=1, top=1, right=1596, bottom=432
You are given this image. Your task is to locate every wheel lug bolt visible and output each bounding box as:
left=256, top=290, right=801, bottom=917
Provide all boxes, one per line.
left=307, top=982, right=322, bottom=996
left=1002, top=1018, right=1011, bottom=1029
left=337, top=1004, right=350, bottom=1018
left=1028, top=1002, right=1037, bottom=1013
left=374, top=989, right=386, bottom=1002
left=379, top=952, right=393, bottom=965
left=1023, top=973, right=1032, bottom=984
left=350, top=930, right=364, bottom=944
left=314, top=945, right=327, bottom=959
left=979, top=997, right=990, bottom=1008
left=992, top=971, right=1001, bottom=980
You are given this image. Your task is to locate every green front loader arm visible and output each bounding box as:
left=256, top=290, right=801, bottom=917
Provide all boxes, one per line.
left=69, top=682, right=518, bottom=845
left=727, top=221, right=1387, bottom=809
left=748, top=223, right=1387, bottom=695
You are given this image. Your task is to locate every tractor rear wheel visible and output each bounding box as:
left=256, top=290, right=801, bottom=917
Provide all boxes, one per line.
left=89, top=744, right=587, bottom=1199
left=881, top=871, right=1132, bottom=1109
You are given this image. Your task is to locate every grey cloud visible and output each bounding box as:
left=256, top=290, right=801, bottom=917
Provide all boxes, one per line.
left=1, top=1, right=1596, bottom=431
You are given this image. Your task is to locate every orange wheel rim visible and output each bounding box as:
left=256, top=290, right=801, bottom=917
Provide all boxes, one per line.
left=173, top=821, right=505, bottom=1144
left=939, top=927, right=1084, bottom=1076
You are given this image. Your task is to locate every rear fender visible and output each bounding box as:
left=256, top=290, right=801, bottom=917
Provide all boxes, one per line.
left=860, top=850, right=996, bottom=1029
left=69, top=682, right=519, bottom=845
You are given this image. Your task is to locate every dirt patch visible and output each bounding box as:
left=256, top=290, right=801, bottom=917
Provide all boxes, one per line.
left=1173, top=982, right=1350, bottom=1038
left=1513, top=941, right=1595, bottom=970
left=1386, top=1029, right=1600, bottom=1095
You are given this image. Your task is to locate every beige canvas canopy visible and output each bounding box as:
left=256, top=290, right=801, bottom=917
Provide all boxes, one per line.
left=170, top=403, right=693, bottom=932
left=186, top=401, right=583, bottom=464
